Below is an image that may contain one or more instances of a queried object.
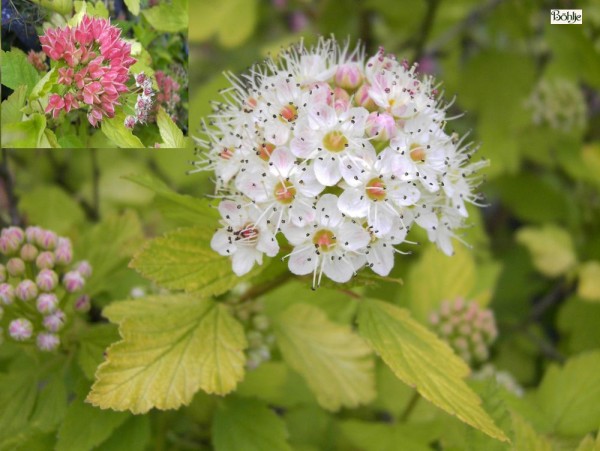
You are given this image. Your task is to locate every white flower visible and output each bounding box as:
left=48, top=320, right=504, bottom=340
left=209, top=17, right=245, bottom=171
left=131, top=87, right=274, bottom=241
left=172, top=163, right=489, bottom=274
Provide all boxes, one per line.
left=211, top=200, right=279, bottom=276
left=365, top=218, right=409, bottom=276
left=282, top=194, right=370, bottom=287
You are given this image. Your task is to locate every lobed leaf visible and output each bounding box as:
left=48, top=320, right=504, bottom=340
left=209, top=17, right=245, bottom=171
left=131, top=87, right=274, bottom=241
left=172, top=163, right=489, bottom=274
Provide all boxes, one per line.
left=516, top=225, right=577, bottom=277
left=0, top=49, right=40, bottom=95
left=357, top=299, right=508, bottom=442
left=274, top=303, right=376, bottom=411
left=87, top=295, right=247, bottom=413
left=157, top=107, right=186, bottom=148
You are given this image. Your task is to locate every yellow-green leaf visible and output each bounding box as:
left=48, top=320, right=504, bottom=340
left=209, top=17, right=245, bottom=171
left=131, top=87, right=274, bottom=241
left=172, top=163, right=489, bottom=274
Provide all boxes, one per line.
left=87, top=295, right=247, bottom=413
left=124, top=0, right=140, bottom=15
left=189, top=0, right=257, bottom=47
left=142, top=0, right=188, bottom=33
left=130, top=226, right=246, bottom=297
left=101, top=112, right=145, bottom=148
left=577, top=261, right=600, bottom=302
left=357, top=299, right=507, bottom=442
left=575, top=432, right=600, bottom=451
left=157, top=107, right=186, bottom=148
left=273, top=303, right=376, bottom=411
left=516, top=225, right=577, bottom=277
left=511, top=413, right=552, bottom=451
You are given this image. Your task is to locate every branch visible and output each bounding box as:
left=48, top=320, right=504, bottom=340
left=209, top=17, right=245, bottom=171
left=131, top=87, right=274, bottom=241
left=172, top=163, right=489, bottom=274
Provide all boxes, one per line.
left=413, top=0, right=441, bottom=62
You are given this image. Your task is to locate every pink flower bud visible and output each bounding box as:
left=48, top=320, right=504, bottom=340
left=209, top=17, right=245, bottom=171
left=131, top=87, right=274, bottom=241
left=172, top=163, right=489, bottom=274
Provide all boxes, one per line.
left=334, top=63, right=363, bottom=90
left=37, top=293, right=59, bottom=314
left=36, top=269, right=59, bottom=292
left=37, top=332, right=60, bottom=351
left=0, top=283, right=15, bottom=305
left=3, top=226, right=25, bottom=243
left=63, top=271, right=85, bottom=293
left=36, top=251, right=56, bottom=269
left=7, top=258, right=26, bottom=277
left=20, top=243, right=39, bottom=262
left=124, top=115, right=136, bottom=129
left=365, top=112, right=397, bottom=141
left=55, top=245, right=73, bottom=266
left=0, top=227, right=24, bottom=254
left=25, top=226, right=43, bottom=243
left=9, top=318, right=33, bottom=341
left=43, top=310, right=66, bottom=332
left=75, top=261, right=93, bottom=278
left=16, top=280, right=38, bottom=301
left=0, top=264, right=5, bottom=283
left=38, top=230, right=58, bottom=250
left=354, top=83, right=377, bottom=111
left=74, top=294, right=91, bottom=313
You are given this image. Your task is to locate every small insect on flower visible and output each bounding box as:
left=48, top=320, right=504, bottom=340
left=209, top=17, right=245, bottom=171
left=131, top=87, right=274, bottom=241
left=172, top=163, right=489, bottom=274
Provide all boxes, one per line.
left=194, top=38, right=486, bottom=288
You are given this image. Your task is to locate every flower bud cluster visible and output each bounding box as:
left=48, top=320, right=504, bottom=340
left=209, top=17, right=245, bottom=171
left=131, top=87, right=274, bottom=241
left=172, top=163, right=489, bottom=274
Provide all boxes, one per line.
left=27, top=50, right=49, bottom=72
left=195, top=38, right=486, bottom=288
left=40, top=15, right=136, bottom=126
left=0, top=226, right=93, bottom=352
left=125, top=72, right=155, bottom=128
left=229, top=295, right=275, bottom=370
left=429, top=298, right=498, bottom=365
left=525, top=78, right=586, bottom=133
left=155, top=70, right=181, bottom=122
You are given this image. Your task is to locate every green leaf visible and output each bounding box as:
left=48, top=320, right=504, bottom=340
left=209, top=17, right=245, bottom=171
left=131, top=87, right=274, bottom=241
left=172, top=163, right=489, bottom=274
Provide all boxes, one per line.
left=29, top=372, right=68, bottom=432
left=101, top=112, right=145, bottom=148
left=75, top=211, right=144, bottom=296
left=96, top=416, right=150, bottom=451
left=403, top=244, right=476, bottom=322
left=535, top=351, right=600, bottom=436
left=19, top=185, right=85, bottom=234
left=1, top=113, right=47, bottom=148
left=56, top=397, right=129, bottom=451
left=77, top=324, right=121, bottom=380
left=0, top=49, right=40, bottom=95
left=0, top=369, right=38, bottom=439
left=212, top=397, right=292, bottom=451
left=511, top=412, right=552, bottom=451
left=1, top=85, right=27, bottom=126
left=357, top=299, right=507, bottom=442
left=142, top=0, right=188, bottom=33
left=124, top=173, right=220, bottom=226
left=577, top=261, right=600, bottom=302
left=29, top=67, right=58, bottom=101
left=30, top=0, right=72, bottom=15
left=274, top=303, right=376, bottom=411
left=87, top=295, right=247, bottom=413
left=516, top=225, right=577, bottom=277
left=157, top=107, right=186, bottom=148
left=338, top=420, right=432, bottom=451
left=189, top=0, right=257, bottom=47
left=124, top=0, right=140, bottom=15
left=575, top=432, right=600, bottom=451
left=557, top=297, right=600, bottom=354
left=130, top=226, right=245, bottom=297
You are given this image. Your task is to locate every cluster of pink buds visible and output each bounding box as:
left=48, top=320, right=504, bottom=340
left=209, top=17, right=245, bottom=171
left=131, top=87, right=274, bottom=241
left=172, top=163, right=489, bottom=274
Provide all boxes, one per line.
left=0, top=226, right=93, bottom=352
left=125, top=72, right=155, bottom=129
left=429, top=298, right=498, bottom=365
left=228, top=294, right=274, bottom=370
left=40, top=15, right=136, bottom=126
left=27, top=50, right=49, bottom=72
left=154, top=70, right=181, bottom=122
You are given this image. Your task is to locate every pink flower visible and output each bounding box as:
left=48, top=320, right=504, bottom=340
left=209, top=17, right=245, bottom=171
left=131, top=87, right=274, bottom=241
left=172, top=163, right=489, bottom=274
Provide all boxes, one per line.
left=40, top=15, right=136, bottom=127
left=45, top=94, right=65, bottom=119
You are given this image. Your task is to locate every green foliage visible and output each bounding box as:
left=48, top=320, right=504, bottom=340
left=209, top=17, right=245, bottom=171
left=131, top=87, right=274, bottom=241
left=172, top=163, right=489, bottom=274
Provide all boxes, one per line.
left=516, top=225, right=577, bottom=278
left=357, top=299, right=507, bottom=442
left=87, top=295, right=247, bottom=413
left=274, top=303, right=376, bottom=411
left=142, top=0, right=188, bottom=33
left=1, top=113, right=47, bottom=148
left=124, top=0, right=140, bottom=16
left=157, top=107, right=187, bottom=148
left=1, top=86, right=28, bottom=126
left=0, top=49, right=40, bottom=96
left=130, top=226, right=248, bottom=297
left=19, top=185, right=85, bottom=234
left=577, top=261, right=600, bottom=302
left=101, top=113, right=146, bottom=148
left=212, top=397, right=291, bottom=451
left=189, top=0, right=257, bottom=47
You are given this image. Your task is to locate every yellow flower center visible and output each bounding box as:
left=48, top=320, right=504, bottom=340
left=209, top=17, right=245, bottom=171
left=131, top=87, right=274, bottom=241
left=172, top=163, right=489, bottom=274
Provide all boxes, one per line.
left=279, top=104, right=298, bottom=123
left=274, top=181, right=296, bottom=204
left=313, top=229, right=337, bottom=252
left=366, top=178, right=386, bottom=201
left=258, top=143, right=276, bottom=161
left=323, top=131, right=348, bottom=153
left=410, top=143, right=426, bottom=162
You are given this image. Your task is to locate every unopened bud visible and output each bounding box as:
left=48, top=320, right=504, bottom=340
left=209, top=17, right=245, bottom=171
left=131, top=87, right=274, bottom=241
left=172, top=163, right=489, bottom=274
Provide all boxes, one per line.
left=124, top=115, right=136, bottom=129
left=38, top=230, right=58, bottom=250
left=43, top=310, right=66, bottom=332
left=37, top=332, right=60, bottom=351
left=63, top=271, right=85, bottom=293
left=0, top=236, right=19, bottom=255
left=20, top=243, right=39, bottom=262
left=354, top=83, right=378, bottom=111
left=55, top=244, right=73, bottom=266
left=74, top=294, right=91, bottom=312
left=16, top=280, right=38, bottom=301
left=36, top=269, right=59, bottom=292
left=25, top=226, right=43, bottom=243
left=7, top=258, right=26, bottom=277
left=366, top=112, right=397, bottom=141
left=36, top=293, right=59, bottom=314
left=36, top=251, right=56, bottom=269
left=9, top=318, right=33, bottom=341
left=74, top=261, right=93, bottom=278
left=334, top=63, right=363, bottom=90
left=0, top=283, right=15, bottom=305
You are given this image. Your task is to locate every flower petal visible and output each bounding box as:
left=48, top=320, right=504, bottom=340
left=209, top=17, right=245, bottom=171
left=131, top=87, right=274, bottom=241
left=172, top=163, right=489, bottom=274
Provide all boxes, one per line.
left=338, top=188, right=369, bottom=218
left=314, top=155, right=341, bottom=186
left=288, top=247, right=316, bottom=276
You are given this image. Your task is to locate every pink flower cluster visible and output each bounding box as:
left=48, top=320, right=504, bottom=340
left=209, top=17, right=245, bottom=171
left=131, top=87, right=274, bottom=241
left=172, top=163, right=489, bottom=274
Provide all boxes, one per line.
left=125, top=72, right=154, bottom=129
left=155, top=70, right=181, bottom=120
left=40, top=15, right=136, bottom=126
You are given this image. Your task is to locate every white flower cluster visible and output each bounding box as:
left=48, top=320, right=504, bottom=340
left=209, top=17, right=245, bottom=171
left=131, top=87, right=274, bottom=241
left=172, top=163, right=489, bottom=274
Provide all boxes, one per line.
left=194, top=38, right=486, bottom=288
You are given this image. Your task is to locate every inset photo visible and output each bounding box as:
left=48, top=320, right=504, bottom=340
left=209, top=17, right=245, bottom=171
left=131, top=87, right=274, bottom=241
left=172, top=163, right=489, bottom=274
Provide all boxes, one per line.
left=1, top=0, right=189, bottom=148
